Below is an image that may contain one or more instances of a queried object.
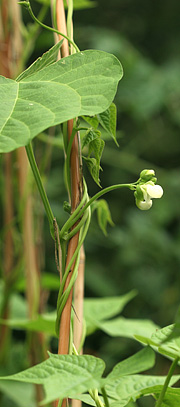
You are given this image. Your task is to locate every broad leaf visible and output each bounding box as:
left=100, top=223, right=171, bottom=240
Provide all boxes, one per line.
left=0, top=381, right=36, bottom=407
left=141, top=386, right=180, bottom=406
left=84, top=291, right=137, bottom=335
left=106, top=347, right=155, bottom=380
left=0, top=50, right=122, bottom=153
left=16, top=41, right=63, bottom=81
left=0, top=312, right=56, bottom=335
left=0, top=292, right=136, bottom=337
left=0, top=354, right=105, bottom=404
left=15, top=272, right=60, bottom=291
left=97, top=103, right=118, bottom=145
left=98, top=317, right=159, bottom=339
left=105, top=374, right=180, bottom=406
left=135, top=324, right=180, bottom=359
left=0, top=280, right=27, bottom=319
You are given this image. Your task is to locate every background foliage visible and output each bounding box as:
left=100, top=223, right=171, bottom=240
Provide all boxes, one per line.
left=1, top=1, right=180, bottom=406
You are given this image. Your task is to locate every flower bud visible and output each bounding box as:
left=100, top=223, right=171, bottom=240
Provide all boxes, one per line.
left=134, top=185, right=144, bottom=201
left=140, top=169, right=155, bottom=182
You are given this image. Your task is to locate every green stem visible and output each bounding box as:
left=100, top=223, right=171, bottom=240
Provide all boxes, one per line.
left=18, top=1, right=79, bottom=52
left=60, top=181, right=87, bottom=237
left=155, top=357, right=179, bottom=407
left=101, top=387, right=110, bottom=407
left=89, top=389, right=104, bottom=407
left=67, top=0, right=73, bottom=51
left=65, top=126, right=76, bottom=195
left=19, top=5, right=48, bottom=73
left=25, top=143, right=55, bottom=234
left=61, top=182, right=135, bottom=236
left=56, top=208, right=91, bottom=335
left=63, top=210, right=89, bottom=241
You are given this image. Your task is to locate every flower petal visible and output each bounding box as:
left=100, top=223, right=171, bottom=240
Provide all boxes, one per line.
left=136, top=199, right=152, bottom=210
left=146, top=184, right=163, bottom=199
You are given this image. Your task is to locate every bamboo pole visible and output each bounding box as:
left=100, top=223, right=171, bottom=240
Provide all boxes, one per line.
left=54, top=2, right=84, bottom=406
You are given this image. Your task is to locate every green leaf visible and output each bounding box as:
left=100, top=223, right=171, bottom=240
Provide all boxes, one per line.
left=0, top=281, right=27, bottom=319
left=84, top=291, right=137, bottom=335
left=98, top=317, right=159, bottom=339
left=106, top=347, right=155, bottom=380
left=82, top=115, right=99, bottom=128
left=83, top=156, right=101, bottom=186
left=97, top=103, right=118, bottom=145
left=105, top=374, right=180, bottom=406
left=0, top=381, right=36, bottom=407
left=135, top=324, right=180, bottom=359
left=82, top=129, right=105, bottom=185
left=0, top=354, right=105, bottom=404
left=141, top=383, right=180, bottom=405
left=0, top=50, right=122, bottom=153
left=94, top=199, right=114, bottom=235
left=82, top=129, right=100, bottom=150
left=16, top=41, right=63, bottom=82
left=15, top=273, right=60, bottom=291
left=0, top=312, right=56, bottom=335
left=89, top=136, right=105, bottom=165
left=155, top=387, right=180, bottom=407
left=163, top=306, right=180, bottom=346
left=0, top=292, right=136, bottom=337
left=34, top=0, right=97, bottom=9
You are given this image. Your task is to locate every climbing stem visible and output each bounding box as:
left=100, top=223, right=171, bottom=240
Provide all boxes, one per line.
left=89, top=390, right=104, bottom=407
left=18, top=1, right=79, bottom=52
left=155, top=357, right=179, bottom=407
left=60, top=182, right=134, bottom=237
left=25, top=143, right=55, bottom=233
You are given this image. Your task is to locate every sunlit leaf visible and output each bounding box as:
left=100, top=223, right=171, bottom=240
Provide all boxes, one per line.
left=105, top=374, right=180, bottom=406
left=0, top=381, right=36, bottom=407
left=135, top=324, right=180, bottom=359
left=107, top=347, right=155, bottom=380
left=0, top=354, right=105, bottom=404
left=84, top=291, right=137, bottom=335
left=98, top=317, right=158, bottom=339
left=0, top=50, right=122, bottom=153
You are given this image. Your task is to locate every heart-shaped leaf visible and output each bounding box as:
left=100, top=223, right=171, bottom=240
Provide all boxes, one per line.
left=0, top=50, right=122, bottom=153
left=0, top=354, right=105, bottom=404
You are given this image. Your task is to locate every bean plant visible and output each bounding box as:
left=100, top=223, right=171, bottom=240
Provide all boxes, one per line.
left=0, top=1, right=180, bottom=407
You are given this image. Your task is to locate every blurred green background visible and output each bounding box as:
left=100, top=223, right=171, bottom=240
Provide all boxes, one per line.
left=1, top=0, right=180, bottom=406
left=21, top=0, right=180, bottom=378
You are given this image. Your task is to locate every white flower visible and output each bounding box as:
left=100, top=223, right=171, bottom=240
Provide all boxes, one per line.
left=136, top=198, right=152, bottom=211
left=146, top=184, right=163, bottom=199
left=136, top=183, right=163, bottom=211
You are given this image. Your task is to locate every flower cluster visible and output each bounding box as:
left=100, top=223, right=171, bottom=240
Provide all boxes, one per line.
left=135, top=169, right=163, bottom=211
